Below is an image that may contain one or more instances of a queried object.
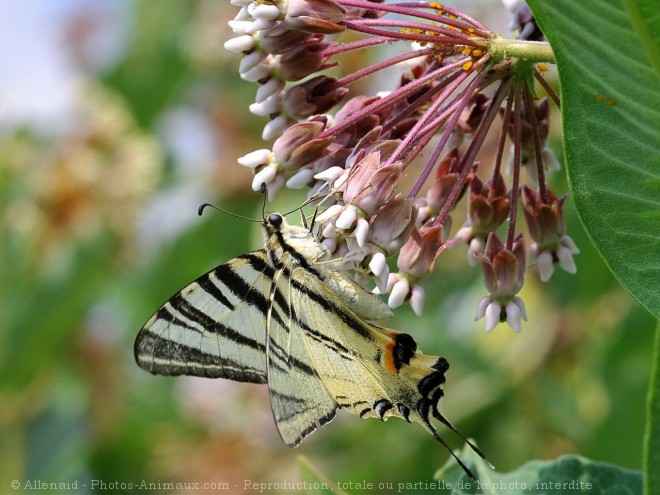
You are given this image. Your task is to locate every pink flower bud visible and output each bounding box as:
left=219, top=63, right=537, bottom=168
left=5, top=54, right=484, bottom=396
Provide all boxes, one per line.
left=397, top=224, right=444, bottom=280
left=334, top=95, right=383, bottom=141
left=275, top=40, right=332, bottom=82
left=283, top=76, right=348, bottom=120
left=370, top=198, right=417, bottom=255
left=259, top=25, right=313, bottom=55
left=344, top=153, right=402, bottom=215
left=272, top=120, right=333, bottom=170
left=521, top=185, right=565, bottom=250
left=425, top=148, right=466, bottom=213
left=282, top=0, right=347, bottom=34
left=480, top=233, right=526, bottom=300
left=468, top=173, right=510, bottom=235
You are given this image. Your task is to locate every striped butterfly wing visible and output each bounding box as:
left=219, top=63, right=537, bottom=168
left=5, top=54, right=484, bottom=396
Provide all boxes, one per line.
left=287, top=266, right=481, bottom=476
left=289, top=267, right=445, bottom=422
left=135, top=212, right=485, bottom=479
left=265, top=257, right=338, bottom=446
left=135, top=250, right=272, bottom=383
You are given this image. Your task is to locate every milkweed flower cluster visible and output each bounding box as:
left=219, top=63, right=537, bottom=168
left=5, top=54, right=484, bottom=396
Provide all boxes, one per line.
left=226, top=0, right=578, bottom=333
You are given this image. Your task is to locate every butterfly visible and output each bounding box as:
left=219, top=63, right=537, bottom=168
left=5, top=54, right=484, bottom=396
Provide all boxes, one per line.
left=134, top=210, right=486, bottom=479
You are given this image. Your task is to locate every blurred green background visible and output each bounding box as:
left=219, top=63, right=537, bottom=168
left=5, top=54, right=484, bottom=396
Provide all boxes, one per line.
left=0, top=1, right=655, bottom=493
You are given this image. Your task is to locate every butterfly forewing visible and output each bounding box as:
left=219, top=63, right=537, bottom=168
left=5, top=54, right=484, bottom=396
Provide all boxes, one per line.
left=135, top=250, right=272, bottom=383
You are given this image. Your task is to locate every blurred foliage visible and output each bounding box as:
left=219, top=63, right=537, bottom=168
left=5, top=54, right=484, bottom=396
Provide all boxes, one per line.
left=431, top=448, right=643, bottom=495
left=0, top=1, right=655, bottom=494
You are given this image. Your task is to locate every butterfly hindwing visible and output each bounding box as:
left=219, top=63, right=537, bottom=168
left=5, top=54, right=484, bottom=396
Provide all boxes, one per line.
left=290, top=267, right=449, bottom=434
left=135, top=250, right=273, bottom=383
left=265, top=255, right=338, bottom=446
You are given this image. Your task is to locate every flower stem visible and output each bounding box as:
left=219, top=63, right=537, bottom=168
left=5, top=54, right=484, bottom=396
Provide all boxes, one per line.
left=488, top=36, right=555, bottom=64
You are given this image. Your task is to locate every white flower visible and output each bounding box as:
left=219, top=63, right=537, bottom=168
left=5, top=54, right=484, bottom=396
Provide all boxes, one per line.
left=475, top=296, right=527, bottom=333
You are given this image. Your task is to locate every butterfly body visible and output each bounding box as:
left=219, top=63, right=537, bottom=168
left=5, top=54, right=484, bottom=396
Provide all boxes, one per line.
left=135, top=212, right=481, bottom=476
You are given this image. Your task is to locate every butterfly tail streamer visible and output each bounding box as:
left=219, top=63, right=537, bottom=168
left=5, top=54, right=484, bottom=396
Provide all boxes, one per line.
left=432, top=407, right=494, bottom=469
left=417, top=414, right=478, bottom=481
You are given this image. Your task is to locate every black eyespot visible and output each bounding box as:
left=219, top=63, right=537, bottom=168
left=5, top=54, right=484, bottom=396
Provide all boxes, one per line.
left=268, top=213, right=283, bottom=227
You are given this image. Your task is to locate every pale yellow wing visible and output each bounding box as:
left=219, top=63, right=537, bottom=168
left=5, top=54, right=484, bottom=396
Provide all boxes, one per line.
left=135, top=250, right=272, bottom=383
left=289, top=267, right=482, bottom=477
left=265, top=254, right=338, bottom=447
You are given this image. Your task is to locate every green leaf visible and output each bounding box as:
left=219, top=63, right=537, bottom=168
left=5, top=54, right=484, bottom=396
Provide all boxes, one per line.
left=644, top=323, right=660, bottom=495
left=435, top=448, right=641, bottom=494
left=528, top=0, right=660, bottom=317
left=297, top=456, right=351, bottom=495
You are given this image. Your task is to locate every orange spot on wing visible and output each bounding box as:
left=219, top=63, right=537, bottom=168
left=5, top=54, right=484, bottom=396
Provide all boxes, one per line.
left=383, top=332, right=399, bottom=375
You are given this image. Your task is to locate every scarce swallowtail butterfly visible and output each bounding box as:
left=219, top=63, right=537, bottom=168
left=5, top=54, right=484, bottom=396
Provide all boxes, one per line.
left=135, top=210, right=487, bottom=479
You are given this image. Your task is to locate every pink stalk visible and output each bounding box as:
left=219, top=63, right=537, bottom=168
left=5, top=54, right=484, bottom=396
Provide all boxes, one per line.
left=385, top=68, right=472, bottom=166
left=523, top=84, right=548, bottom=203
left=506, top=84, right=521, bottom=249
left=414, top=55, right=493, bottom=141
left=380, top=67, right=460, bottom=135
left=415, top=81, right=482, bottom=141
left=406, top=71, right=485, bottom=200
left=341, top=20, right=479, bottom=46
left=348, top=18, right=481, bottom=42
left=339, top=0, right=492, bottom=37
left=323, top=37, right=391, bottom=57
left=385, top=2, right=490, bottom=32
left=430, top=76, right=511, bottom=226
left=534, top=70, right=560, bottom=107
left=492, top=87, right=513, bottom=193
left=317, top=58, right=467, bottom=140
left=331, top=47, right=434, bottom=90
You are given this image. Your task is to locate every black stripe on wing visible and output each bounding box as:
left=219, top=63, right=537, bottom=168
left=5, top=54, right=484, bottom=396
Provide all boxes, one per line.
left=135, top=250, right=274, bottom=382
left=136, top=328, right=267, bottom=382
left=211, top=256, right=271, bottom=315
left=168, top=293, right=266, bottom=353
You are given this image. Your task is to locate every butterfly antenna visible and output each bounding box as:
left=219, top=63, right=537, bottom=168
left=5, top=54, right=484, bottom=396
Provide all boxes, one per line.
left=197, top=203, right=260, bottom=223
left=432, top=407, right=494, bottom=469
left=259, top=182, right=268, bottom=218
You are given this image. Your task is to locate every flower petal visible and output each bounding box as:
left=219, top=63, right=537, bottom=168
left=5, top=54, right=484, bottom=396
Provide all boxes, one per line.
left=353, top=218, right=369, bottom=247
left=369, top=252, right=387, bottom=276
left=474, top=296, right=491, bottom=320
left=537, top=250, right=554, bottom=282
left=336, top=207, right=357, bottom=230
left=388, top=278, right=409, bottom=309
left=252, top=164, right=277, bottom=191
left=410, top=284, right=425, bottom=316
left=561, top=235, right=580, bottom=254
left=557, top=246, right=577, bottom=274
left=238, top=148, right=271, bottom=169
left=484, top=302, right=501, bottom=332
left=286, top=168, right=314, bottom=189
left=513, top=296, right=528, bottom=321
left=224, top=35, right=255, bottom=54
left=505, top=302, right=522, bottom=332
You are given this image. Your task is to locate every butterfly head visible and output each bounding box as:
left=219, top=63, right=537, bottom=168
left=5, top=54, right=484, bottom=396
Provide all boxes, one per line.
left=267, top=213, right=283, bottom=228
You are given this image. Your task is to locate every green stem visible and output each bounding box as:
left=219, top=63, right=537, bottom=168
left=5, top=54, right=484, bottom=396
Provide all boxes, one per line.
left=487, top=36, right=555, bottom=64
left=643, top=321, right=660, bottom=495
